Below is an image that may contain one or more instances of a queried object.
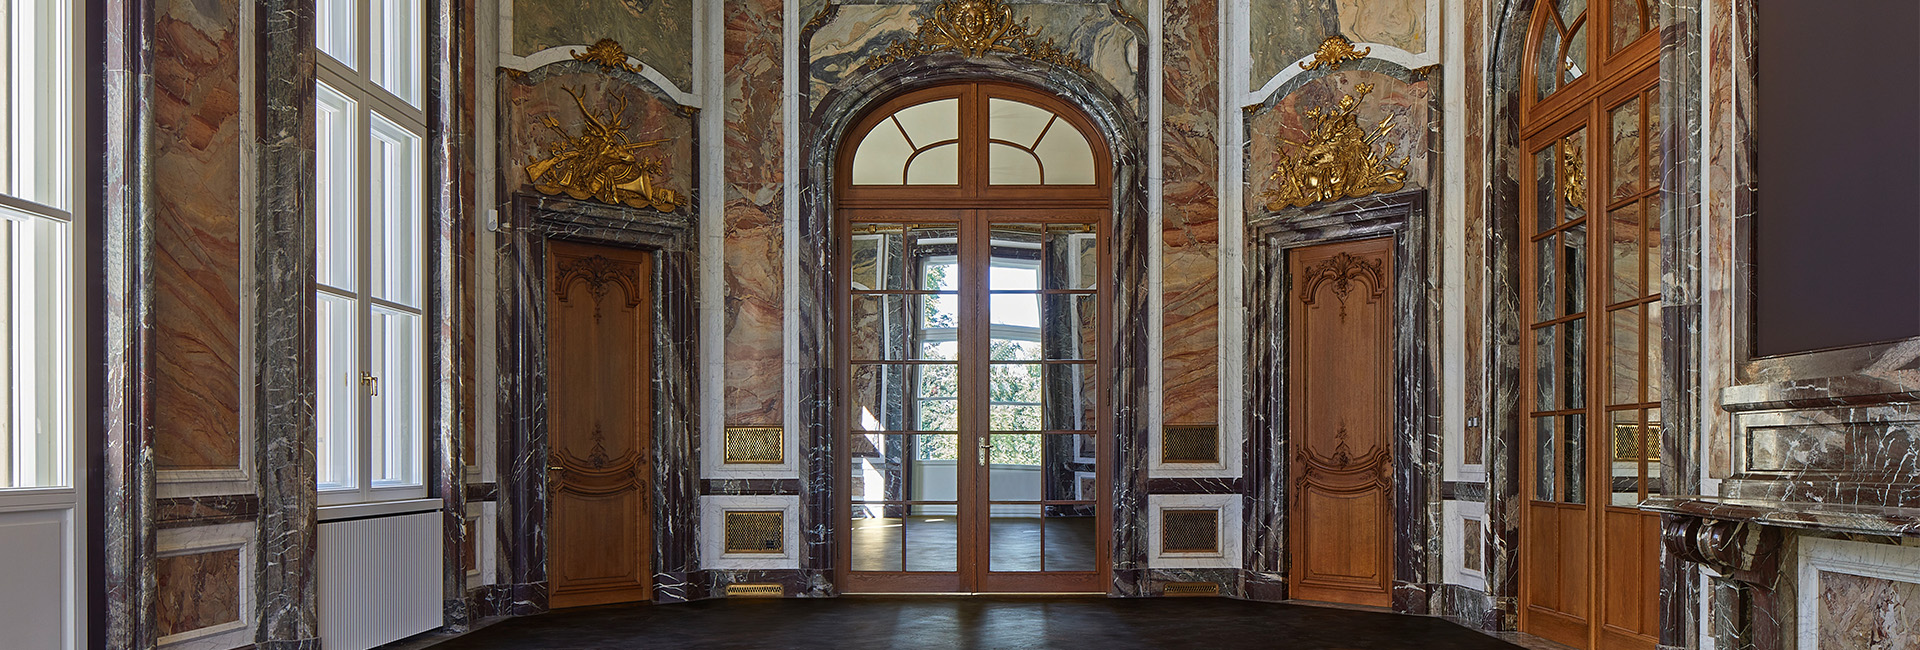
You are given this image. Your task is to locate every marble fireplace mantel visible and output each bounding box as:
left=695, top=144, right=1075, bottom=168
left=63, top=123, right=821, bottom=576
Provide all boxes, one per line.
left=1644, top=496, right=1920, bottom=541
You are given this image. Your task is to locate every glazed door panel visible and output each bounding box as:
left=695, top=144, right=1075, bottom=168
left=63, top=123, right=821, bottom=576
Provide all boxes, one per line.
left=547, top=241, right=654, bottom=608
left=1287, top=237, right=1395, bottom=608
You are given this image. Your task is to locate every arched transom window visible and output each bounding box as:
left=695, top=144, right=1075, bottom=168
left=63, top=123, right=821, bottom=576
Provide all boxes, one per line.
left=842, top=84, right=1107, bottom=197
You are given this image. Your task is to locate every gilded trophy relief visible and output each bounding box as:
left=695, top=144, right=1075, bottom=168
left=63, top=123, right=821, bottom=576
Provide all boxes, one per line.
left=524, top=87, right=687, bottom=212
left=1260, top=82, right=1411, bottom=211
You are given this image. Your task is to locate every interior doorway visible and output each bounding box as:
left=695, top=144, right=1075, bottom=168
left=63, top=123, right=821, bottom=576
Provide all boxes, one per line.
left=546, top=240, right=655, bottom=608
left=834, top=82, right=1112, bottom=593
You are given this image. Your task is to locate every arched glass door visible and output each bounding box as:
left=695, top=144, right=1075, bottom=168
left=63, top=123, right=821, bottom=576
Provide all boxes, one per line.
left=836, top=82, right=1111, bottom=593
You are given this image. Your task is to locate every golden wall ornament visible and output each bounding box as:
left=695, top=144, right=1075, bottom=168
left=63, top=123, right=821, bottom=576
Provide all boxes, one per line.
left=1262, top=83, right=1411, bottom=210
left=572, top=38, right=642, bottom=74
left=864, top=0, right=1091, bottom=73
left=1300, top=35, right=1372, bottom=71
left=524, top=87, right=686, bottom=212
left=1560, top=141, right=1588, bottom=207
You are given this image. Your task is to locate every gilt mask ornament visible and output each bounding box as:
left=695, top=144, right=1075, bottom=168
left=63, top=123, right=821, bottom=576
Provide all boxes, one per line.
left=1262, top=83, right=1411, bottom=211
left=524, top=87, right=685, bottom=212
left=864, top=0, right=1090, bottom=72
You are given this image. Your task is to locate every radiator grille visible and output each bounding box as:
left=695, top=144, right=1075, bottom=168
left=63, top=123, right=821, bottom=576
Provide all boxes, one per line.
left=724, top=511, right=785, bottom=554
left=1161, top=509, right=1220, bottom=553
left=318, top=511, right=444, bottom=650
left=1162, top=425, right=1220, bottom=464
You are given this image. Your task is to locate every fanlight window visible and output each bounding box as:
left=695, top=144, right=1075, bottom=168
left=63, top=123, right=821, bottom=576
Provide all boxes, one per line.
left=1532, top=0, right=1590, bottom=100
left=848, top=90, right=1099, bottom=187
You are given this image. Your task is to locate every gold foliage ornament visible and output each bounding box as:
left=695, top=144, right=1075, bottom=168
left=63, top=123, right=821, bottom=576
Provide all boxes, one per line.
left=1300, top=35, right=1372, bottom=71
left=1262, top=83, right=1411, bottom=211
left=572, top=39, right=643, bottom=74
left=865, top=0, right=1091, bottom=73
left=525, top=87, right=685, bottom=212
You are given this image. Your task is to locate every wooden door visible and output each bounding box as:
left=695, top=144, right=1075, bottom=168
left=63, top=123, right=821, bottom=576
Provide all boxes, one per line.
left=546, top=240, right=654, bottom=608
left=1287, top=236, right=1395, bottom=608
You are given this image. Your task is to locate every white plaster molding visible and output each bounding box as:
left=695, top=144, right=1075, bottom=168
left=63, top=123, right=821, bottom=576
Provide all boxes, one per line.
left=1147, top=494, right=1242, bottom=569
left=1442, top=500, right=1487, bottom=589
left=782, top=0, right=804, bottom=479
left=700, top=495, right=802, bottom=570
left=1796, top=536, right=1920, bottom=649
left=1247, top=41, right=1440, bottom=108
left=492, top=0, right=701, bottom=108
left=1148, top=428, right=1241, bottom=478
left=1146, top=0, right=1166, bottom=477
left=155, top=522, right=257, bottom=650
left=1438, top=0, right=1481, bottom=484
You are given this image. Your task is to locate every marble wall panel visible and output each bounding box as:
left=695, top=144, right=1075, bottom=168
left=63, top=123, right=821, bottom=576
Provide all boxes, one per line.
left=1815, top=570, right=1920, bottom=649
left=1250, top=0, right=1429, bottom=88
left=510, top=0, right=694, bottom=91
left=500, top=68, right=697, bottom=207
left=155, top=549, right=243, bottom=639
left=1160, top=0, right=1219, bottom=427
left=1246, top=69, right=1432, bottom=216
left=153, top=0, right=243, bottom=470
left=724, top=0, right=786, bottom=428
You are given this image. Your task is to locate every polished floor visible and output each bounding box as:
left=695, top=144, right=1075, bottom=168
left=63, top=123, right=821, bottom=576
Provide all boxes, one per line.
left=423, top=597, right=1524, bottom=649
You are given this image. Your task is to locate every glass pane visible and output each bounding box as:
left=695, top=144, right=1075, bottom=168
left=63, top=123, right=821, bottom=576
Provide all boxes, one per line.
left=851, top=119, right=913, bottom=185
left=1564, top=21, right=1589, bottom=85
left=849, top=515, right=903, bottom=571
left=1035, top=123, right=1097, bottom=185
left=989, top=507, right=1044, bottom=572
left=849, top=433, right=903, bottom=501
left=1562, top=318, right=1587, bottom=410
left=892, top=98, right=959, bottom=148
left=316, top=292, right=357, bottom=490
left=1044, top=510, right=1098, bottom=571
left=1563, top=415, right=1586, bottom=504
left=316, top=83, right=357, bottom=291
left=849, top=225, right=961, bottom=291
left=1646, top=300, right=1664, bottom=399
left=370, top=113, right=422, bottom=307
left=1534, top=416, right=1557, bottom=501
left=4, top=0, right=70, bottom=209
left=989, top=227, right=1044, bottom=290
left=316, top=0, right=355, bottom=67
left=1043, top=365, right=1099, bottom=431
left=989, top=142, right=1043, bottom=185
left=989, top=365, right=1043, bottom=431
left=1611, top=0, right=1647, bottom=51
left=1609, top=98, right=1642, bottom=200
left=1562, top=225, right=1588, bottom=315
left=1534, top=237, right=1558, bottom=321
left=1533, top=324, right=1558, bottom=411
left=1041, top=295, right=1099, bottom=361
left=904, top=514, right=958, bottom=571
left=1609, top=410, right=1643, bottom=506
left=370, top=307, right=421, bottom=486
left=990, top=433, right=1045, bottom=473
left=1610, top=305, right=1642, bottom=405
left=1562, top=131, right=1588, bottom=222
left=1534, top=145, right=1559, bottom=234
left=908, top=434, right=958, bottom=500
left=1644, top=196, right=1662, bottom=291
left=1042, top=228, right=1101, bottom=291
left=848, top=364, right=909, bottom=431
left=371, top=0, right=421, bottom=106
left=1535, top=20, right=1562, bottom=100
left=0, top=214, right=69, bottom=488
left=1608, top=202, right=1642, bottom=304
left=1646, top=407, right=1664, bottom=494
left=905, top=143, right=959, bottom=185
left=989, top=98, right=1054, bottom=147
left=850, top=295, right=959, bottom=361
left=1645, top=91, right=1663, bottom=190
left=1556, top=0, right=1587, bottom=25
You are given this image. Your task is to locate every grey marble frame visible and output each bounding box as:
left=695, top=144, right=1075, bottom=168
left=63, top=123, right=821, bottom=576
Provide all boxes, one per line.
left=799, top=53, right=1153, bottom=595
left=490, top=194, right=700, bottom=614
left=1245, top=189, right=1438, bottom=615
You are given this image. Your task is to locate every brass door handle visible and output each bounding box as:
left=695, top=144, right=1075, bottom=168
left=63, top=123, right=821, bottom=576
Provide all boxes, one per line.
left=979, top=438, right=992, bottom=467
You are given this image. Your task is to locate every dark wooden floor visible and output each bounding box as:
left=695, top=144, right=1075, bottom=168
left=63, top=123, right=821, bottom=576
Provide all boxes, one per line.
left=420, top=597, right=1524, bottom=649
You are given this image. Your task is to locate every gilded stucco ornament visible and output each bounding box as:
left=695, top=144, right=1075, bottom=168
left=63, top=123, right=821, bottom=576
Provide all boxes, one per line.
left=864, top=0, right=1091, bottom=73
left=1262, top=83, right=1410, bottom=210
left=1300, top=35, right=1372, bottom=71
left=572, top=38, right=643, bottom=74
left=1561, top=142, right=1588, bottom=207
left=525, top=87, right=686, bottom=212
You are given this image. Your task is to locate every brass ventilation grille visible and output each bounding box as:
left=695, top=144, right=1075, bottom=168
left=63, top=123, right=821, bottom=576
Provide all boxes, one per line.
left=723, top=511, right=785, bottom=554
left=1162, top=582, right=1222, bottom=597
left=724, top=583, right=785, bottom=597
left=1161, top=509, right=1220, bottom=553
left=723, top=426, right=785, bottom=464
left=1161, top=424, right=1220, bottom=464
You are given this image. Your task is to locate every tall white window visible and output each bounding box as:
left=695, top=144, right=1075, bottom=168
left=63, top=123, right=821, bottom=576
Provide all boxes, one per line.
left=0, top=0, right=73, bottom=492
left=315, top=0, right=426, bottom=504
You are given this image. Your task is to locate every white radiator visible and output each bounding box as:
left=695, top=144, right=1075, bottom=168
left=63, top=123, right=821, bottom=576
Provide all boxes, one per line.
left=318, top=511, right=444, bottom=650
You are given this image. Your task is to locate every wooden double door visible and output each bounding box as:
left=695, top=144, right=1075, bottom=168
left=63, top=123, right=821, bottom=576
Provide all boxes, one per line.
left=546, top=240, right=655, bottom=608
left=1286, top=237, right=1396, bottom=608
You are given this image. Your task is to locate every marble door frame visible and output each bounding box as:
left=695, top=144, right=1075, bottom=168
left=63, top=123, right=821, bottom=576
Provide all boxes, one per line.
left=800, top=57, right=1154, bottom=595
left=490, top=194, right=700, bottom=614
left=1246, top=189, right=1438, bottom=614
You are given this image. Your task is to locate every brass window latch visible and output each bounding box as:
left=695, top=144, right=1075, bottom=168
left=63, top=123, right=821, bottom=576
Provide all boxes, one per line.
left=359, top=372, right=380, bottom=397
left=979, top=438, right=992, bottom=466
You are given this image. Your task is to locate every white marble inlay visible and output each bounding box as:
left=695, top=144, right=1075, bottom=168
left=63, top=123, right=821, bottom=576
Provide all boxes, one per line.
left=1147, top=494, right=1242, bottom=569
left=1796, top=536, right=1920, bottom=649
left=700, top=495, right=801, bottom=570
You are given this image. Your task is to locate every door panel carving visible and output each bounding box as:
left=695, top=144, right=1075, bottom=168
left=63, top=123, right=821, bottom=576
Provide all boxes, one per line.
left=1288, top=237, right=1394, bottom=607
left=547, top=241, right=654, bottom=608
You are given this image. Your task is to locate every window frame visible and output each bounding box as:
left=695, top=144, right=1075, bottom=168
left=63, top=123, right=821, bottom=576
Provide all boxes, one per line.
left=313, top=0, right=429, bottom=506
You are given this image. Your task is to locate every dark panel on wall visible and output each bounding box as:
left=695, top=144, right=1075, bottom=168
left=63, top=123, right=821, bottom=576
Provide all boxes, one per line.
left=1754, top=0, right=1920, bottom=357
